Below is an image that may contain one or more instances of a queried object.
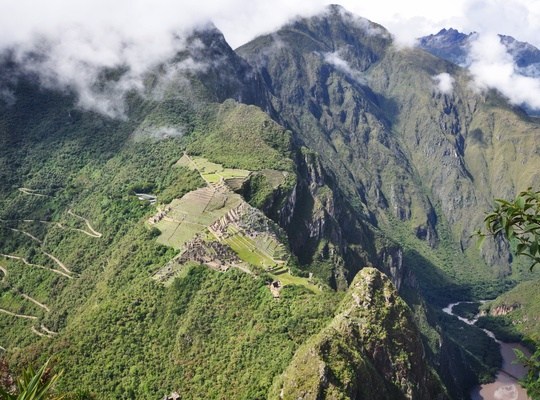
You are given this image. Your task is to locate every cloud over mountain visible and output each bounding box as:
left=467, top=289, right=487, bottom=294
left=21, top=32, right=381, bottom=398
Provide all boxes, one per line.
left=433, top=73, right=455, bottom=94
left=0, top=0, right=327, bottom=116
left=2, top=0, right=540, bottom=116
left=468, top=32, right=540, bottom=110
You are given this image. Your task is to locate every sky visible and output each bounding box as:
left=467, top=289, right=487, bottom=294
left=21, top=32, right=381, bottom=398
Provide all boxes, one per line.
left=2, top=0, right=540, bottom=48
left=1, top=0, right=540, bottom=115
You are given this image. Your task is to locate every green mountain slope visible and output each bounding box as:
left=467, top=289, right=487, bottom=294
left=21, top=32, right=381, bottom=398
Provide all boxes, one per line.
left=1, top=4, right=539, bottom=400
left=481, top=279, right=540, bottom=339
left=269, top=268, right=446, bottom=400
left=0, top=81, right=340, bottom=398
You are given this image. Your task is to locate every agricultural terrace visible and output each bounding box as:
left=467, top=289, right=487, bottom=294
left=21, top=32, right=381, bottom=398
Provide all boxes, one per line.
left=177, top=154, right=251, bottom=184
left=152, top=186, right=243, bottom=249
left=152, top=155, right=320, bottom=293
left=220, top=225, right=286, bottom=269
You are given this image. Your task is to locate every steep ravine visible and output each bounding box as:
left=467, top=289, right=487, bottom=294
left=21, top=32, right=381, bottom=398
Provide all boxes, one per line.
left=443, top=302, right=531, bottom=400
left=263, top=148, right=407, bottom=291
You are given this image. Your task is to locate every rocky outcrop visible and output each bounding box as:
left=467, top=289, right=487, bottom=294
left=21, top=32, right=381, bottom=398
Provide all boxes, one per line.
left=176, top=25, right=269, bottom=107
left=269, top=268, right=447, bottom=400
left=489, top=303, right=520, bottom=316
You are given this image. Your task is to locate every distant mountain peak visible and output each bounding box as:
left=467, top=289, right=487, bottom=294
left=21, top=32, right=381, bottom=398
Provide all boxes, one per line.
left=418, top=27, right=540, bottom=78
left=319, top=4, right=391, bottom=37
left=417, top=28, right=472, bottom=66
left=326, top=3, right=346, bottom=13
left=237, top=4, right=392, bottom=84
left=435, top=27, right=469, bottom=37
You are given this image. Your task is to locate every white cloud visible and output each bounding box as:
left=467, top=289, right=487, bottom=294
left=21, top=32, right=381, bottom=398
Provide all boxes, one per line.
left=1, top=0, right=540, bottom=115
left=0, top=0, right=328, bottom=116
left=324, top=52, right=365, bottom=83
left=2, top=1, right=540, bottom=52
left=468, top=32, right=540, bottom=110
left=328, top=6, right=390, bottom=38
left=461, top=0, right=539, bottom=40
left=10, top=30, right=209, bottom=117
left=0, top=0, right=327, bottom=50
left=433, top=73, right=455, bottom=94
left=0, top=88, right=15, bottom=106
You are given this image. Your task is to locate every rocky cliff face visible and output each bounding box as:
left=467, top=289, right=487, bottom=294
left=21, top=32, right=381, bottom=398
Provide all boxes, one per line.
left=489, top=303, right=520, bottom=316
left=268, top=268, right=447, bottom=400
left=260, top=146, right=407, bottom=291
left=142, top=24, right=269, bottom=110
left=237, top=7, right=448, bottom=262
left=417, top=28, right=471, bottom=66
left=233, top=9, right=540, bottom=395
left=237, top=7, right=434, bottom=288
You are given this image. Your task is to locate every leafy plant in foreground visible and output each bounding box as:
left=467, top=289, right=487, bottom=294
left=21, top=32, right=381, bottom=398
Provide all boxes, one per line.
left=479, top=188, right=540, bottom=270
left=480, top=188, right=540, bottom=399
left=0, top=359, right=62, bottom=400
left=514, top=348, right=540, bottom=400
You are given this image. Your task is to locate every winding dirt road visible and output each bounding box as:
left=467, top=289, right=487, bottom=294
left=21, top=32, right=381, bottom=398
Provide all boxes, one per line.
left=0, top=254, right=72, bottom=279
left=0, top=205, right=102, bottom=344
left=18, top=188, right=49, bottom=197
left=2, top=216, right=101, bottom=238
left=42, top=251, right=74, bottom=275
left=40, top=324, right=58, bottom=335
left=0, top=308, right=37, bottom=320
left=20, top=294, right=50, bottom=312
left=9, top=227, right=42, bottom=243
left=68, top=210, right=102, bottom=238
left=3, top=224, right=75, bottom=276
left=31, top=326, right=53, bottom=338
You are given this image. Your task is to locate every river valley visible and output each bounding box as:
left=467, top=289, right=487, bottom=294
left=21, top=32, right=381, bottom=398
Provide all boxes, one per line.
left=443, top=302, right=531, bottom=400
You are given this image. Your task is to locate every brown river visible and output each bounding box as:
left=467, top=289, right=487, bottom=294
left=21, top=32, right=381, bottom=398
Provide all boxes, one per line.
left=443, top=302, right=531, bottom=400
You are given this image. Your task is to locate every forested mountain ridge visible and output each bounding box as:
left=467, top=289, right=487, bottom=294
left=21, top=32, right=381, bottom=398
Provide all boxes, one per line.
left=0, top=4, right=539, bottom=399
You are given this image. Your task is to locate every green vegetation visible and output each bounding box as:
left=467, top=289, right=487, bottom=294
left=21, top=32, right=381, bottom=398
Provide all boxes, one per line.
left=186, top=100, right=294, bottom=172
left=0, top=359, right=62, bottom=400
left=0, top=76, right=333, bottom=398
left=516, top=349, right=540, bottom=400
left=480, top=188, right=540, bottom=270
left=270, top=268, right=446, bottom=399
left=46, top=265, right=339, bottom=399
left=5, top=7, right=540, bottom=399
left=241, top=170, right=293, bottom=210
left=481, top=188, right=540, bottom=398
left=475, top=315, right=524, bottom=343
left=482, top=279, right=540, bottom=336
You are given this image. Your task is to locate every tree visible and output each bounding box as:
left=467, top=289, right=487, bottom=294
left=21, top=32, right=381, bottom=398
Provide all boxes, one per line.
left=514, top=348, right=540, bottom=399
left=480, top=187, right=540, bottom=399
left=480, top=188, right=540, bottom=270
